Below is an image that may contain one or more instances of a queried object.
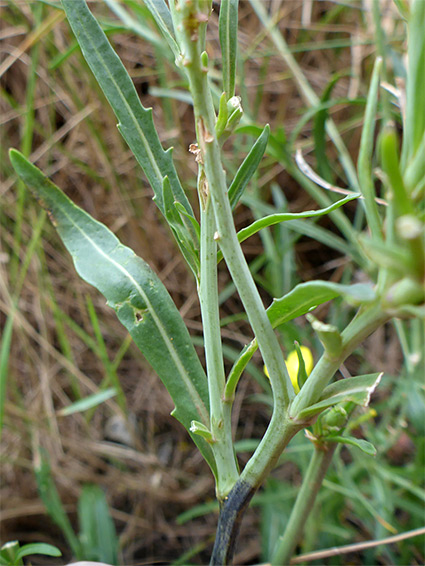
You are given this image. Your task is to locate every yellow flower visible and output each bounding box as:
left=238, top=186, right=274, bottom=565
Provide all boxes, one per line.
left=264, top=346, right=313, bottom=394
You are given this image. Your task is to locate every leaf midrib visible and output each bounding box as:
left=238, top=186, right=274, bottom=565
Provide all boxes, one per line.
left=59, top=198, right=209, bottom=425
left=71, top=2, right=164, bottom=191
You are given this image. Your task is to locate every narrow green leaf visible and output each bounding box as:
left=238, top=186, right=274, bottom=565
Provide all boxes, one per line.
left=404, top=129, right=425, bottom=193
left=267, top=280, right=375, bottom=329
left=0, top=312, right=14, bottom=439
left=219, top=0, right=239, bottom=99
left=220, top=195, right=358, bottom=263
left=314, top=73, right=348, bottom=182
left=357, top=57, right=383, bottom=240
left=58, top=388, right=117, bottom=416
left=359, top=235, right=417, bottom=276
left=9, top=149, right=215, bottom=474
left=78, top=484, right=118, bottom=564
left=295, top=373, right=382, bottom=421
left=104, top=0, right=166, bottom=53
left=15, top=544, right=62, bottom=561
left=401, top=0, right=425, bottom=169
left=142, top=0, right=178, bottom=54
left=162, top=177, right=200, bottom=278
left=228, top=124, right=270, bottom=209
left=61, top=0, right=192, bottom=218
left=326, top=435, right=377, bottom=456
left=34, top=449, right=81, bottom=557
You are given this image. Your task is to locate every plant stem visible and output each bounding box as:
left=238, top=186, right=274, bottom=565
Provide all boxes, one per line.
left=174, top=0, right=294, bottom=408
left=210, top=478, right=256, bottom=566
left=271, top=443, right=338, bottom=565
left=199, top=192, right=239, bottom=498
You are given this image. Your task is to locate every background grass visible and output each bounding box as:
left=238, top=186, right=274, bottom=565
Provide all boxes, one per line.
left=1, top=1, right=424, bottom=564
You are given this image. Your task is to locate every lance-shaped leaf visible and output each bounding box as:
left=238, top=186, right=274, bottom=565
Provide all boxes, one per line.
left=10, top=149, right=215, bottom=474
left=61, top=0, right=191, bottom=219
left=104, top=0, right=167, bottom=54
left=162, top=177, right=200, bottom=278
left=295, top=372, right=383, bottom=421
left=267, top=279, right=375, bottom=328
left=326, top=435, right=376, bottom=456
left=218, top=194, right=358, bottom=262
left=219, top=0, right=239, bottom=100
left=228, top=124, right=270, bottom=209
left=78, top=484, right=119, bottom=563
left=142, top=0, right=180, bottom=59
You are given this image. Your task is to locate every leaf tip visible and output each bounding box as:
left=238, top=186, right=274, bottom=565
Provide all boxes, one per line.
left=9, top=147, right=22, bottom=168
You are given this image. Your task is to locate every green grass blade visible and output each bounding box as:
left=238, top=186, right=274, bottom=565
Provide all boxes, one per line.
left=78, top=484, right=118, bottom=563
left=35, top=449, right=82, bottom=557
left=228, top=124, right=270, bottom=209
left=401, top=0, right=425, bottom=170
left=104, top=0, right=168, bottom=53
left=0, top=312, right=14, bottom=439
left=58, top=388, right=117, bottom=416
left=219, top=0, right=239, bottom=99
left=313, top=74, right=348, bottom=182
left=61, top=0, right=192, bottom=218
left=85, top=295, right=127, bottom=412
left=9, top=149, right=215, bottom=474
left=357, top=57, right=383, bottom=240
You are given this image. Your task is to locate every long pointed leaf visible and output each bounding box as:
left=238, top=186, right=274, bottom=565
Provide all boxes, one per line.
left=61, top=0, right=191, bottom=217
left=295, top=373, right=382, bottom=421
left=218, top=195, right=358, bottom=263
left=78, top=484, right=118, bottom=563
left=10, top=149, right=215, bottom=474
left=228, top=124, right=270, bottom=209
left=142, top=0, right=180, bottom=58
left=267, top=279, right=375, bottom=328
left=219, top=0, right=239, bottom=99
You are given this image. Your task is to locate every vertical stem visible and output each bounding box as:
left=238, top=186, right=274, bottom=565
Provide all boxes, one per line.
left=210, top=417, right=302, bottom=565
left=175, top=1, right=294, bottom=411
left=199, top=193, right=239, bottom=498
left=271, top=443, right=338, bottom=566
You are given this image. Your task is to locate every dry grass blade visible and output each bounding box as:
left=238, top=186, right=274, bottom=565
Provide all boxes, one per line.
left=295, top=148, right=388, bottom=206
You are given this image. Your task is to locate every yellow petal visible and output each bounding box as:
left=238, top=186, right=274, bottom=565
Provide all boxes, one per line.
left=263, top=346, right=313, bottom=395
left=285, top=346, right=314, bottom=394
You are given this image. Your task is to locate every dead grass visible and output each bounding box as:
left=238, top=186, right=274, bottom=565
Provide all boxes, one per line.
left=0, top=1, right=408, bottom=564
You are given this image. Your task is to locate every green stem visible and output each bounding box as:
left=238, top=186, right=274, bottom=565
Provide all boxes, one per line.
left=199, top=192, right=239, bottom=498
left=271, top=443, right=338, bottom=565
left=174, top=0, right=293, bottom=409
